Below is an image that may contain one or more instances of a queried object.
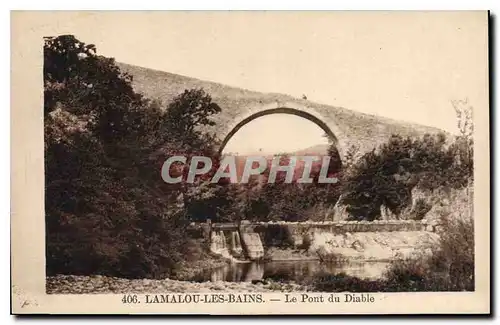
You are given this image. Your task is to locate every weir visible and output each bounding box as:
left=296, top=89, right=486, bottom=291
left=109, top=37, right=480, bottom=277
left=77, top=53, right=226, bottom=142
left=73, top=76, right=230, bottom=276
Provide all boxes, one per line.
left=209, top=228, right=249, bottom=260
left=198, top=219, right=441, bottom=262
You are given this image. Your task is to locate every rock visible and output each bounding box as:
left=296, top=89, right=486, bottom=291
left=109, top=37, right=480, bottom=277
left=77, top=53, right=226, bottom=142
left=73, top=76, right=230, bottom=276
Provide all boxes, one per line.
left=351, top=240, right=365, bottom=252
left=251, top=279, right=267, bottom=285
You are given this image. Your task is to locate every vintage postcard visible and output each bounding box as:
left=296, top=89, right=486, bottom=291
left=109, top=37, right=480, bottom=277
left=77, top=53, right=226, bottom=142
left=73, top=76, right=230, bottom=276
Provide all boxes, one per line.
left=11, top=11, right=490, bottom=315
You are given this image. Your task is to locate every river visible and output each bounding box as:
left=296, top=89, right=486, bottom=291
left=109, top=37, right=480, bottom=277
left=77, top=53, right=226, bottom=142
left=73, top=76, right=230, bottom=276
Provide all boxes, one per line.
left=191, top=260, right=391, bottom=283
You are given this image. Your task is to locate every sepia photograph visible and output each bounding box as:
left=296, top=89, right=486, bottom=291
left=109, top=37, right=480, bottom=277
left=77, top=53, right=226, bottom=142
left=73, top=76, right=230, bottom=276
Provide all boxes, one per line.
left=11, top=10, right=490, bottom=314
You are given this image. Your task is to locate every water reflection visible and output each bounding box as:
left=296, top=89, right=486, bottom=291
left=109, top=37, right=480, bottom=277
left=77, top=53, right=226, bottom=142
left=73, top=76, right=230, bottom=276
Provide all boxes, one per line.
left=194, top=260, right=391, bottom=283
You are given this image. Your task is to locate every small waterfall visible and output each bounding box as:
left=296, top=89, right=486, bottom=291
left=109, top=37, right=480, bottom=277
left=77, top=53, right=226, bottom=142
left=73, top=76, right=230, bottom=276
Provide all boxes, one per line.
left=210, top=228, right=262, bottom=262
left=220, top=230, right=227, bottom=249
left=230, top=230, right=243, bottom=255
left=210, top=230, right=218, bottom=253
left=210, top=230, right=232, bottom=259
left=210, top=230, right=225, bottom=252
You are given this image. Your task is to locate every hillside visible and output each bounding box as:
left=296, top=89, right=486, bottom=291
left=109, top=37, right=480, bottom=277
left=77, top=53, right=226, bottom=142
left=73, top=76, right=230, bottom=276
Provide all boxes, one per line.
left=293, top=144, right=330, bottom=156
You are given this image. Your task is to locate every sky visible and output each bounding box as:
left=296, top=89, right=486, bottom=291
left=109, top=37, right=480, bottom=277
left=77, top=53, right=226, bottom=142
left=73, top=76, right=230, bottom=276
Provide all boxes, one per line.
left=32, top=11, right=488, bottom=154
left=222, top=114, right=330, bottom=155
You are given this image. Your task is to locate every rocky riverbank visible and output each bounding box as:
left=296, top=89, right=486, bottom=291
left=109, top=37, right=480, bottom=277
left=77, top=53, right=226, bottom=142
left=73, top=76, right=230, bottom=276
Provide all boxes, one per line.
left=46, top=275, right=306, bottom=294
left=265, top=247, right=318, bottom=261
left=308, top=230, right=440, bottom=261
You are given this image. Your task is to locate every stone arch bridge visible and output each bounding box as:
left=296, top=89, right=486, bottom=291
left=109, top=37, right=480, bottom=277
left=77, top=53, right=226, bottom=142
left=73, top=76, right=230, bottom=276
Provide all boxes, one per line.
left=117, top=62, right=444, bottom=161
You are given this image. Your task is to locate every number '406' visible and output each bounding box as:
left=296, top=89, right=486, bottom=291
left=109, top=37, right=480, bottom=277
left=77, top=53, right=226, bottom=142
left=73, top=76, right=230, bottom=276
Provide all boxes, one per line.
left=122, top=294, right=139, bottom=304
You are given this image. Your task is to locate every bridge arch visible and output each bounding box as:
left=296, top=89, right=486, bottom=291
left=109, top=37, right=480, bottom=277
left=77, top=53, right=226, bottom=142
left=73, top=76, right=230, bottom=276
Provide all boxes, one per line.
left=218, top=101, right=347, bottom=158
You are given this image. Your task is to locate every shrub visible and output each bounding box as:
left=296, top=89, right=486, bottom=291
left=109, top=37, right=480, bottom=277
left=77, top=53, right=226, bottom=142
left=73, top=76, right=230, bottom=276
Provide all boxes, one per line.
left=310, top=186, right=474, bottom=292
left=259, top=224, right=295, bottom=248
left=310, top=272, right=384, bottom=292
left=383, top=258, right=439, bottom=291
left=298, top=234, right=313, bottom=251
left=430, top=211, right=474, bottom=290
left=412, top=198, right=432, bottom=220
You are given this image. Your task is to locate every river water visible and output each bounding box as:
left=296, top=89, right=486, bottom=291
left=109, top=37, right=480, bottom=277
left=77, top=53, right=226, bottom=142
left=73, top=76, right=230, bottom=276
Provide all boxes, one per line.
left=192, top=260, right=391, bottom=283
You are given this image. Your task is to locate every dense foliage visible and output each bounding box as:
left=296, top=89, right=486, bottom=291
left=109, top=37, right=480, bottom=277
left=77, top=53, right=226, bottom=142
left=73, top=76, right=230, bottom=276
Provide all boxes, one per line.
left=339, top=133, right=473, bottom=221
left=45, top=35, right=221, bottom=278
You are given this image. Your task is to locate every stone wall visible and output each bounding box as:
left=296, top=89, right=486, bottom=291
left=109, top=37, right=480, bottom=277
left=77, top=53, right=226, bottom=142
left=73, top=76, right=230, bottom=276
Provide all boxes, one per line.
left=243, top=220, right=437, bottom=248
left=202, top=220, right=439, bottom=232
left=191, top=220, right=438, bottom=238
left=243, top=220, right=436, bottom=233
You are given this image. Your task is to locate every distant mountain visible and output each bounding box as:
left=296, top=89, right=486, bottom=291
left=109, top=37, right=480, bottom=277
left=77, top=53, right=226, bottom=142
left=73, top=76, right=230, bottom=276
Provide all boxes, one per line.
left=225, top=144, right=329, bottom=157
left=226, top=146, right=337, bottom=183
left=292, top=144, right=330, bottom=156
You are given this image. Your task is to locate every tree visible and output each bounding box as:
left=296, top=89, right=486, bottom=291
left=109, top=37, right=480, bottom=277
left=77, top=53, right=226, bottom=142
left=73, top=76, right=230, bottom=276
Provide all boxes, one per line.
left=451, top=98, right=474, bottom=218
left=44, top=35, right=149, bottom=147
left=339, top=134, right=460, bottom=221
left=161, top=88, right=221, bottom=154
left=44, top=35, right=222, bottom=279
left=151, top=89, right=225, bottom=223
